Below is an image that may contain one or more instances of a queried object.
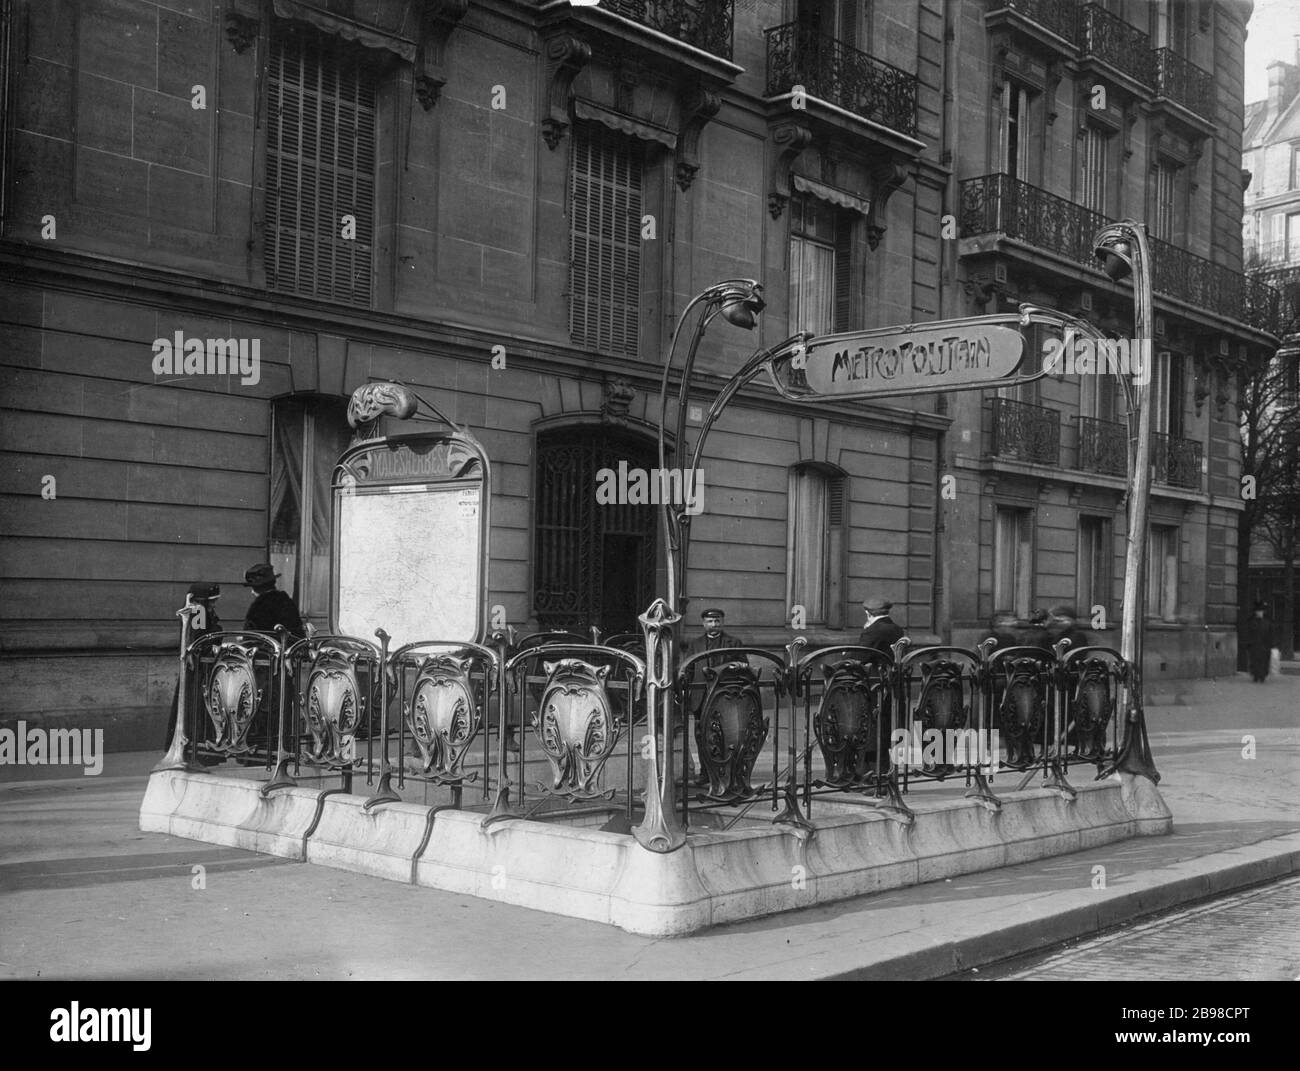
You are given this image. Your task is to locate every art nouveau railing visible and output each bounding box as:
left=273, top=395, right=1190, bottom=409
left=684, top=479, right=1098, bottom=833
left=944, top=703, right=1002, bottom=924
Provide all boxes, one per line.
left=172, top=623, right=1153, bottom=835
left=1079, top=2, right=1153, bottom=88
left=764, top=21, right=918, bottom=137
left=959, top=174, right=1285, bottom=335
left=1151, top=47, right=1214, bottom=119
left=1077, top=416, right=1128, bottom=477
left=992, top=0, right=1081, bottom=43
left=1152, top=431, right=1202, bottom=490
left=992, top=397, right=1062, bottom=465
left=599, top=0, right=734, bottom=61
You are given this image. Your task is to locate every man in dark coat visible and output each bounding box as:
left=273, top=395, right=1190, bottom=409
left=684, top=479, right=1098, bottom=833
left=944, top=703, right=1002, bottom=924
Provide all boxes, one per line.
left=242, top=562, right=305, bottom=640
left=858, top=597, right=905, bottom=653
left=1242, top=601, right=1276, bottom=683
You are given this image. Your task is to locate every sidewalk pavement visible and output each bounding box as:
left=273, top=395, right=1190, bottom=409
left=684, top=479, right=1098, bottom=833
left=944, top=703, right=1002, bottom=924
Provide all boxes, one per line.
left=0, top=671, right=1296, bottom=980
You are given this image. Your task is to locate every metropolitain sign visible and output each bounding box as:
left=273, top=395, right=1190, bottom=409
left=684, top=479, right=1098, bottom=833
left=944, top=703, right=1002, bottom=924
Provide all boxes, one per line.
left=764, top=313, right=1084, bottom=402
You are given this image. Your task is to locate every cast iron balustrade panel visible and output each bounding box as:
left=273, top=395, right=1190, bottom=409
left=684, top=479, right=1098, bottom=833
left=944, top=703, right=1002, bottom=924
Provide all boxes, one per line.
left=960, top=174, right=1286, bottom=335
left=993, top=0, right=1079, bottom=43
left=1152, top=47, right=1214, bottom=120
left=992, top=398, right=1061, bottom=465
left=1080, top=3, right=1153, bottom=88
left=1078, top=417, right=1128, bottom=477
left=600, top=0, right=733, bottom=61
left=1152, top=432, right=1202, bottom=490
left=764, top=21, right=918, bottom=137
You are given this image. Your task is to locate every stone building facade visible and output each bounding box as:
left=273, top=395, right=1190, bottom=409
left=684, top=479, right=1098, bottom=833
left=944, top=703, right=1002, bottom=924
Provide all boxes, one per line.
left=0, top=0, right=1282, bottom=749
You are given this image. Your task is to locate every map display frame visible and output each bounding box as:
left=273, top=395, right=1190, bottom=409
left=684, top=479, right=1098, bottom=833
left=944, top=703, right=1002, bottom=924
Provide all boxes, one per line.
left=330, top=432, right=491, bottom=648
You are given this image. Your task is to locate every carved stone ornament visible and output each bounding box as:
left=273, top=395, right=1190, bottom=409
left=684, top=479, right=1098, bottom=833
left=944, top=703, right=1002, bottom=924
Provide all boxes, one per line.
left=675, top=84, right=721, bottom=192
left=533, top=659, right=620, bottom=800
left=601, top=376, right=636, bottom=419
left=414, top=0, right=470, bottom=110
left=768, top=120, right=813, bottom=219
left=694, top=661, right=768, bottom=802
left=865, top=159, right=910, bottom=250
left=224, top=1, right=259, bottom=55
left=407, top=654, right=481, bottom=783
left=542, top=34, right=593, bottom=150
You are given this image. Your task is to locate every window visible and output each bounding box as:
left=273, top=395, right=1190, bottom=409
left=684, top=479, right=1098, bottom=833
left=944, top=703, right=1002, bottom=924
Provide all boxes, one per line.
left=1146, top=525, right=1179, bottom=621
left=265, top=24, right=378, bottom=305
left=1078, top=516, right=1112, bottom=622
left=1288, top=212, right=1300, bottom=263
left=1150, top=350, right=1185, bottom=437
left=797, top=0, right=868, bottom=48
left=993, top=506, right=1034, bottom=617
left=788, top=465, right=846, bottom=626
left=1151, top=161, right=1177, bottom=242
left=1150, top=0, right=1190, bottom=52
left=1080, top=126, right=1110, bottom=215
left=569, top=123, right=644, bottom=357
left=789, top=193, right=853, bottom=335
left=1001, top=82, right=1032, bottom=182
left=1290, top=146, right=1300, bottom=191
left=269, top=396, right=352, bottom=628
left=1080, top=366, right=1118, bottom=422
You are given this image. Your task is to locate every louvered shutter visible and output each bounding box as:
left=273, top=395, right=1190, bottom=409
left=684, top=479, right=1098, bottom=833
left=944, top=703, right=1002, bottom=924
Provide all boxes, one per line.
left=833, top=213, right=852, bottom=333
left=569, top=124, right=644, bottom=357
left=265, top=25, right=377, bottom=306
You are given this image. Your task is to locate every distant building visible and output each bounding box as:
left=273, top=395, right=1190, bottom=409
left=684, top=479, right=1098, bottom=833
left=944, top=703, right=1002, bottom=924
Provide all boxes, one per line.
left=0, top=1, right=1285, bottom=749
left=1243, top=48, right=1300, bottom=650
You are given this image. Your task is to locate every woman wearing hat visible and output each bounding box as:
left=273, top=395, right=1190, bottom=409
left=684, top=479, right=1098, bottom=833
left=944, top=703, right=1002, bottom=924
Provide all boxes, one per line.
left=242, top=563, right=305, bottom=639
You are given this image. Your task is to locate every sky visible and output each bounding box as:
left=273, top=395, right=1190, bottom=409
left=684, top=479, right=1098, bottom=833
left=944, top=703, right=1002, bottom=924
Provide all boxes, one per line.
left=1244, top=0, right=1300, bottom=104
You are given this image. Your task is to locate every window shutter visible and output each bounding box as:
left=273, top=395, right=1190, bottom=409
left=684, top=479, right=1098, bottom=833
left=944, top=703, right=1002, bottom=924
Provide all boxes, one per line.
left=833, top=213, right=852, bottom=333
left=265, top=25, right=377, bottom=306
left=569, top=124, right=643, bottom=357
left=827, top=476, right=846, bottom=527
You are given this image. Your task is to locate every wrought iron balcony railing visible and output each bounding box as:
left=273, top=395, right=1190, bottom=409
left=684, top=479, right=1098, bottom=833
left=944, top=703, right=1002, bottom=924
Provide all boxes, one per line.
left=1077, top=416, right=1128, bottom=478
left=600, top=0, right=734, bottom=61
left=1079, top=3, right=1153, bottom=88
left=1246, top=240, right=1300, bottom=270
left=959, top=174, right=1286, bottom=335
left=1152, top=432, right=1202, bottom=490
left=992, top=397, right=1061, bottom=465
left=1151, top=47, right=1214, bottom=120
left=993, top=0, right=1080, bottom=44
left=764, top=21, right=918, bottom=137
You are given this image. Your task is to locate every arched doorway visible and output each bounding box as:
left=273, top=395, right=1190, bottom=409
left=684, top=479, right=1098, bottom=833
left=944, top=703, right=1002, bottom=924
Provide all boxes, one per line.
left=533, top=426, right=658, bottom=636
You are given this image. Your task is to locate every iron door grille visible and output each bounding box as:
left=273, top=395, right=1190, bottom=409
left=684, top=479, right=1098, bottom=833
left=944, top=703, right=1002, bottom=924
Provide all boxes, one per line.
left=265, top=24, right=378, bottom=306
left=534, top=430, right=657, bottom=634
left=569, top=123, right=644, bottom=357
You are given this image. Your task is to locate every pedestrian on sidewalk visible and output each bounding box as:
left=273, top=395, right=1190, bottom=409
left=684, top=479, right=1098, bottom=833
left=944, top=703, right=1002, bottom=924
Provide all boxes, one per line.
left=1242, top=601, right=1277, bottom=683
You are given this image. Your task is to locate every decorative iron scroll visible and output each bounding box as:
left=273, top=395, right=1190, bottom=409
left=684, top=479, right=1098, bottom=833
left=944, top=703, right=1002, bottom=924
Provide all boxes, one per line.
left=1063, top=651, right=1124, bottom=761
left=407, top=653, right=481, bottom=784
left=992, top=397, right=1061, bottom=465
left=1079, top=3, right=1153, bottom=89
left=298, top=645, right=374, bottom=770
left=1152, top=47, right=1213, bottom=119
left=347, top=382, right=418, bottom=437
left=1077, top=416, right=1128, bottom=477
left=534, top=658, right=621, bottom=801
left=694, top=660, right=769, bottom=803
left=205, top=641, right=262, bottom=754
left=600, top=0, right=734, bottom=61
left=813, top=660, right=887, bottom=788
left=989, top=649, right=1051, bottom=768
left=998, top=0, right=1081, bottom=44
left=1151, top=432, right=1202, bottom=491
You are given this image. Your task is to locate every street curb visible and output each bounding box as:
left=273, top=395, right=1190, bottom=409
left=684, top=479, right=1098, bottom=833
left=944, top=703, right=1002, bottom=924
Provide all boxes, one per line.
left=819, top=834, right=1300, bottom=980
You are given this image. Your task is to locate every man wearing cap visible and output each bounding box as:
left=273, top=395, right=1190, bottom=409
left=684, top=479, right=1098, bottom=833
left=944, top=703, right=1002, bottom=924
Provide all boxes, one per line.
left=681, top=608, right=745, bottom=784
left=242, top=562, right=305, bottom=639
left=858, top=597, right=905, bottom=652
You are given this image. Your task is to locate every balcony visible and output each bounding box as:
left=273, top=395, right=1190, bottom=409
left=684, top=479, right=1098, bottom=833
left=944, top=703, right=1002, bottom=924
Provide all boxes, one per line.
left=992, top=398, right=1061, bottom=465
left=959, top=174, right=1286, bottom=335
left=764, top=21, right=918, bottom=138
left=987, top=0, right=1080, bottom=45
left=1246, top=240, right=1300, bottom=271
left=1078, top=417, right=1128, bottom=478
left=1151, top=47, right=1214, bottom=122
left=1079, top=2, right=1153, bottom=90
left=1152, top=432, right=1202, bottom=490
left=598, top=0, right=733, bottom=61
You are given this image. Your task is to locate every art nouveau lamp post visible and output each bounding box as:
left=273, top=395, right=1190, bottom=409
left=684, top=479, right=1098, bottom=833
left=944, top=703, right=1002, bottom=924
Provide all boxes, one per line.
left=1092, top=220, right=1161, bottom=781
